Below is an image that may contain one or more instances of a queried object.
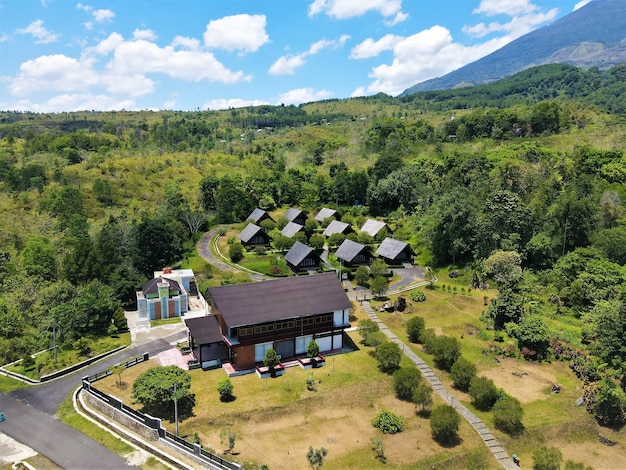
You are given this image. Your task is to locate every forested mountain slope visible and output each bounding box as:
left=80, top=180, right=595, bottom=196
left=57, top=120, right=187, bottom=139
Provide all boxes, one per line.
left=402, top=0, right=626, bottom=93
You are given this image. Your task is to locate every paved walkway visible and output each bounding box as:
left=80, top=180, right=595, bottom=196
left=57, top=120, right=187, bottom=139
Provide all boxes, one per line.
left=197, top=228, right=264, bottom=281
left=360, top=300, right=518, bottom=470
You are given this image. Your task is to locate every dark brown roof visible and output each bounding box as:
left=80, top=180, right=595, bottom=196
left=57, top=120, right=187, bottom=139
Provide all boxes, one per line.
left=141, top=276, right=181, bottom=295
left=207, top=272, right=351, bottom=328
left=185, top=315, right=223, bottom=344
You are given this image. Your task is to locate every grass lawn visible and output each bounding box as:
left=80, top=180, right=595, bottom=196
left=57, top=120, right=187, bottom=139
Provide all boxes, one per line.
left=95, top=329, right=502, bottom=470
left=374, top=286, right=626, bottom=470
left=6, top=332, right=131, bottom=381
left=150, top=317, right=183, bottom=328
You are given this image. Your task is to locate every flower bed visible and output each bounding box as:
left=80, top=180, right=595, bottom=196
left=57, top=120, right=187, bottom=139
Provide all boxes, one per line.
left=255, top=363, right=285, bottom=378
left=298, top=355, right=325, bottom=369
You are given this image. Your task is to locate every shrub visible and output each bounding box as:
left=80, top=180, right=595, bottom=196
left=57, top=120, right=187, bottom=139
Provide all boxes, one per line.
left=217, top=378, right=234, bottom=401
left=358, top=319, right=379, bottom=342
left=307, top=340, right=320, bottom=359
left=371, top=409, right=404, bottom=434
left=469, top=376, right=499, bottom=411
left=532, top=446, right=563, bottom=470
left=375, top=341, right=402, bottom=372
left=253, top=246, right=267, bottom=255
left=429, top=335, right=461, bottom=371
left=450, top=357, right=477, bottom=392
left=229, top=242, right=244, bottom=262
left=409, top=290, right=426, bottom=302
left=73, top=337, right=92, bottom=357
left=263, top=348, right=280, bottom=369
left=354, top=266, right=369, bottom=286
left=493, top=396, right=524, bottom=434
left=412, top=381, right=433, bottom=413
left=406, top=316, right=425, bottom=343
left=393, top=367, right=422, bottom=401
left=364, top=331, right=386, bottom=347
left=430, top=404, right=461, bottom=444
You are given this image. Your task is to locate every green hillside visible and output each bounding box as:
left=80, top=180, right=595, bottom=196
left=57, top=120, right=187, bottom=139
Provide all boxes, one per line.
left=0, top=64, right=625, bottom=467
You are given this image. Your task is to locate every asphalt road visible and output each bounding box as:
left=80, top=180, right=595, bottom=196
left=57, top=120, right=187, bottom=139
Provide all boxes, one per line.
left=1, top=394, right=134, bottom=469
left=2, top=330, right=185, bottom=468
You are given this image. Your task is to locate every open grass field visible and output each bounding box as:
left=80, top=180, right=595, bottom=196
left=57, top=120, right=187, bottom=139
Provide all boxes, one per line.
left=96, top=328, right=499, bottom=470
left=372, top=287, right=626, bottom=470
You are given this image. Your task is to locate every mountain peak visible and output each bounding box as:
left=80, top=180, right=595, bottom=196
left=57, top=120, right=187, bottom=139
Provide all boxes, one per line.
left=401, top=0, right=626, bottom=95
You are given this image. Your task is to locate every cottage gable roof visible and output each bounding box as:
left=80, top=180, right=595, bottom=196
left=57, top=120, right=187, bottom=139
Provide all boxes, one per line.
left=284, top=241, right=315, bottom=266
left=248, top=208, right=273, bottom=224
left=281, top=222, right=305, bottom=238
left=315, top=208, right=338, bottom=222
left=207, top=272, right=351, bottom=328
left=376, top=237, right=414, bottom=259
left=185, top=315, right=223, bottom=344
left=335, top=239, right=368, bottom=263
left=361, top=219, right=388, bottom=237
left=285, top=207, right=306, bottom=222
left=323, top=220, right=351, bottom=237
left=239, top=223, right=263, bottom=243
left=141, top=276, right=181, bottom=295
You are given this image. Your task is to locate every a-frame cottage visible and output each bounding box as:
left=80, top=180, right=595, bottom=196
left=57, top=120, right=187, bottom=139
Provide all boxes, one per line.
left=375, top=237, right=415, bottom=265
left=284, top=241, right=321, bottom=272
left=239, top=223, right=271, bottom=247
left=247, top=208, right=274, bottom=225
left=285, top=207, right=308, bottom=226
left=206, top=273, right=352, bottom=370
left=335, top=239, right=372, bottom=267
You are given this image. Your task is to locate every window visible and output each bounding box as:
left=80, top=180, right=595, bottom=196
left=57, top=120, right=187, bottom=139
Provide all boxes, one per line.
left=239, top=327, right=253, bottom=337
left=254, top=324, right=274, bottom=334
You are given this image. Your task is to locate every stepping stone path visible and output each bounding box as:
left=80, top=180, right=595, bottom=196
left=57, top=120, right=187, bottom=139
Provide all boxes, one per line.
left=361, top=301, right=519, bottom=470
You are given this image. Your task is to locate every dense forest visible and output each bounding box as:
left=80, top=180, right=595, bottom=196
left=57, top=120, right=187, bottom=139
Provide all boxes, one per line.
left=1, top=63, right=626, bottom=424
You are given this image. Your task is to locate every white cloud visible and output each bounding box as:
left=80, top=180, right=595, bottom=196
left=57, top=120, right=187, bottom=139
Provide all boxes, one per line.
left=17, top=19, right=58, bottom=44
left=277, top=87, right=332, bottom=105
left=78, top=4, right=114, bottom=30
left=350, top=34, right=401, bottom=59
left=269, top=55, right=306, bottom=75
left=10, top=54, right=99, bottom=96
left=172, top=36, right=200, bottom=50
left=92, top=8, right=115, bottom=23
left=384, top=11, right=409, bottom=26
left=463, top=8, right=558, bottom=39
left=7, top=31, right=252, bottom=108
left=308, top=0, right=406, bottom=23
left=203, top=14, right=269, bottom=53
left=203, top=98, right=270, bottom=110
left=133, top=29, right=157, bottom=41
left=358, top=0, right=562, bottom=96
left=270, top=34, right=350, bottom=75
left=0, top=33, right=8, bottom=43
left=473, top=0, right=537, bottom=16
left=362, top=26, right=508, bottom=96
left=351, top=86, right=367, bottom=97
left=0, top=93, right=137, bottom=113
left=574, top=0, right=591, bottom=10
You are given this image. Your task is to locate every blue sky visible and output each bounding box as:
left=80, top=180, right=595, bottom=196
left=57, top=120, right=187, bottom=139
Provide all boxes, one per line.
left=0, top=0, right=591, bottom=112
